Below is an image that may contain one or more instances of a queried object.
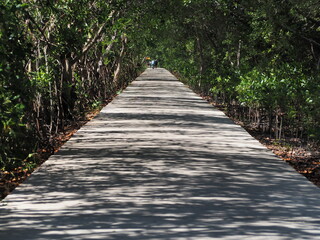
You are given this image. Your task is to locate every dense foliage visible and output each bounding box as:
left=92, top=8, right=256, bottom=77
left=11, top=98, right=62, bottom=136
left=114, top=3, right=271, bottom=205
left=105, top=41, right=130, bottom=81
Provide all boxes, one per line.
left=1, top=0, right=320, bottom=171
left=149, top=0, right=320, bottom=143
left=0, top=0, right=149, bottom=171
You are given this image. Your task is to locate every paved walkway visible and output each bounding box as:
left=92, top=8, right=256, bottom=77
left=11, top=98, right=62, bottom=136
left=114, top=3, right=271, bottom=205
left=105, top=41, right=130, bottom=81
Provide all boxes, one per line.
left=1, top=68, right=320, bottom=239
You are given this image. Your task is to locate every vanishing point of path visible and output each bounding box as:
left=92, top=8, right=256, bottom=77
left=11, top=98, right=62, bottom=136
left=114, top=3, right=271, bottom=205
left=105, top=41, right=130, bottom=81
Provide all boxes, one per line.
left=1, top=68, right=320, bottom=240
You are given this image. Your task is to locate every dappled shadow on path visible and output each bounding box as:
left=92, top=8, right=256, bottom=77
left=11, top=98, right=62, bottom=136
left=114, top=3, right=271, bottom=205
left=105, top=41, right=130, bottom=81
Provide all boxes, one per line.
left=2, top=119, right=320, bottom=239
left=1, top=68, right=320, bottom=239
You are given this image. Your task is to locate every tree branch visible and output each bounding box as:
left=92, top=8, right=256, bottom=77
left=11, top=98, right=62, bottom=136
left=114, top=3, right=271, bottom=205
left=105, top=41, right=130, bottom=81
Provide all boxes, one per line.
left=280, top=23, right=320, bottom=47
left=71, top=10, right=116, bottom=65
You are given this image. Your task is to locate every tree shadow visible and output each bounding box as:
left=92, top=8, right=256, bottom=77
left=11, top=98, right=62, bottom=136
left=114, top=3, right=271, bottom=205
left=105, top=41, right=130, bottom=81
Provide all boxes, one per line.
left=1, top=69, right=320, bottom=239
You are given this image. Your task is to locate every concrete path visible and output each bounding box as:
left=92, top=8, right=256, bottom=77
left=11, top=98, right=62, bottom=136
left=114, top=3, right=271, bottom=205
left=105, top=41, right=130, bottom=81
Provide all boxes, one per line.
left=1, top=68, right=320, bottom=240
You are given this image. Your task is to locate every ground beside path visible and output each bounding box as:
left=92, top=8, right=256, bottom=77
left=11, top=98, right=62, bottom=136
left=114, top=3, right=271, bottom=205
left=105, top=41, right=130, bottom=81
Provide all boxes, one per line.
left=1, top=68, right=320, bottom=239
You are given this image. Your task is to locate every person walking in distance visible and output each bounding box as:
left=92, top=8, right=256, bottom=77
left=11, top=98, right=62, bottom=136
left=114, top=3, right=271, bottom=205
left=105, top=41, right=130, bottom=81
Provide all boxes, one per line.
left=154, top=59, right=158, bottom=68
left=151, top=59, right=158, bottom=69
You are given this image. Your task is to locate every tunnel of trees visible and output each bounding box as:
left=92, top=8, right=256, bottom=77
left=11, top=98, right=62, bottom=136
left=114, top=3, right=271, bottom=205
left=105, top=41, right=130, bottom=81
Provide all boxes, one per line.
left=1, top=0, right=320, bottom=175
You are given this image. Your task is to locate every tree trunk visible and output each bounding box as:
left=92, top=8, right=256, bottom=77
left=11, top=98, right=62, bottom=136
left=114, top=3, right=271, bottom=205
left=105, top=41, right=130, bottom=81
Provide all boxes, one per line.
left=61, top=56, right=77, bottom=120
left=43, top=45, right=54, bottom=136
left=237, top=40, right=241, bottom=68
left=113, top=34, right=127, bottom=83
